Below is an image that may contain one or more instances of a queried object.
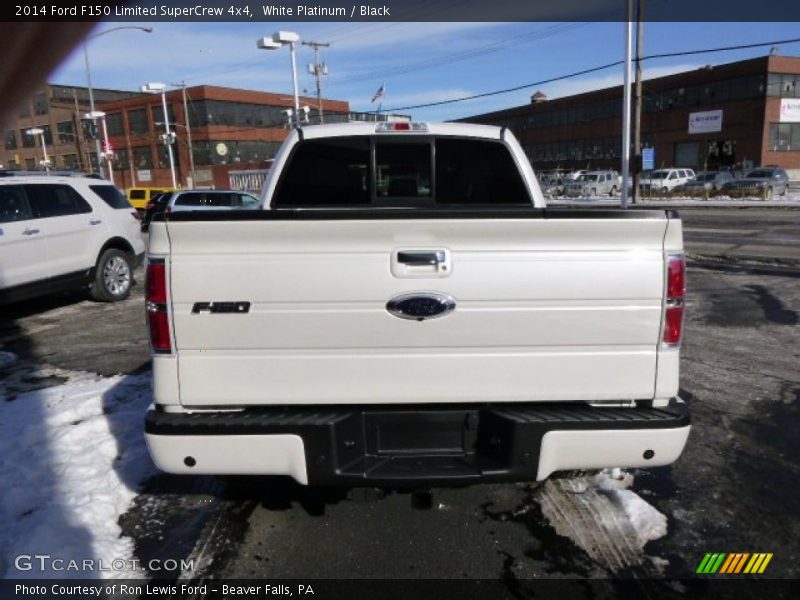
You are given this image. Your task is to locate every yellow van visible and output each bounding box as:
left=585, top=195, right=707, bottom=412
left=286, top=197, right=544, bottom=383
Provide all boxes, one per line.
left=127, top=187, right=176, bottom=211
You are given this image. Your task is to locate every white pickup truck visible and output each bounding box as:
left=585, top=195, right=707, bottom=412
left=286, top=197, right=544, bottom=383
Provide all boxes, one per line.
left=144, top=122, right=690, bottom=486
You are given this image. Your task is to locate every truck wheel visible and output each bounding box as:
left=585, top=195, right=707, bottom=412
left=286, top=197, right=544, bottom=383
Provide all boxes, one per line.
left=90, top=248, right=133, bottom=302
left=609, top=185, right=617, bottom=197
left=661, top=187, right=669, bottom=194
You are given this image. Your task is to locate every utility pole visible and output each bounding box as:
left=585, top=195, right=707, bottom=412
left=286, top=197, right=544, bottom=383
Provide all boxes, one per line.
left=621, top=1, right=633, bottom=208
left=301, top=40, right=330, bottom=124
left=632, top=0, right=645, bottom=205
left=174, top=81, right=196, bottom=189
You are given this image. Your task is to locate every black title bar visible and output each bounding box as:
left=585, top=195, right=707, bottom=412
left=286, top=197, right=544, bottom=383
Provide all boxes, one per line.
left=5, top=0, right=800, bottom=22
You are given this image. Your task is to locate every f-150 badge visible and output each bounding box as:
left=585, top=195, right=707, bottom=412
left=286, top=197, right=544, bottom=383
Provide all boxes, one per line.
left=386, top=293, right=455, bottom=321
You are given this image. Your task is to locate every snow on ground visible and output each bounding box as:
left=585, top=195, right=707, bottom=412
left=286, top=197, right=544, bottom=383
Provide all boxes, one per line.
left=538, top=468, right=668, bottom=573
left=0, top=370, right=156, bottom=578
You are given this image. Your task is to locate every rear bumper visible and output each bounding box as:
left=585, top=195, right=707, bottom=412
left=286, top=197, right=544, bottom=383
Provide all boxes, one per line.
left=145, top=399, right=690, bottom=486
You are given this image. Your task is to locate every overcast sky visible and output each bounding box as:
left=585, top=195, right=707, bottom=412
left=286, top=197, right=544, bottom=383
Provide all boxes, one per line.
left=51, top=21, right=800, bottom=121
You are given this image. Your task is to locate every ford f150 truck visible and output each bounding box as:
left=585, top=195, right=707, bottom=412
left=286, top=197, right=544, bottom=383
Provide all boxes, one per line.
left=144, top=122, right=690, bottom=486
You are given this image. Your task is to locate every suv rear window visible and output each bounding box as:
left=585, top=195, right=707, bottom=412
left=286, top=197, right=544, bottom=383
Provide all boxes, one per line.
left=0, top=185, right=33, bottom=223
left=273, top=136, right=531, bottom=208
left=24, top=184, right=92, bottom=218
left=90, top=185, right=132, bottom=209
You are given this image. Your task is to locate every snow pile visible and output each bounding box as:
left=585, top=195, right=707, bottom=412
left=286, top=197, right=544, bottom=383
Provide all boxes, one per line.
left=591, top=468, right=667, bottom=548
left=0, top=371, right=156, bottom=578
left=538, top=468, right=668, bottom=572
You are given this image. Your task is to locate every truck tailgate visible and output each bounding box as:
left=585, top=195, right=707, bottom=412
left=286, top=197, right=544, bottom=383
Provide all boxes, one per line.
left=163, top=212, right=670, bottom=406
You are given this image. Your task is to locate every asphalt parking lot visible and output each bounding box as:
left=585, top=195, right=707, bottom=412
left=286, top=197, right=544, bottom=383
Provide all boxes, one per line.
left=0, top=207, right=798, bottom=592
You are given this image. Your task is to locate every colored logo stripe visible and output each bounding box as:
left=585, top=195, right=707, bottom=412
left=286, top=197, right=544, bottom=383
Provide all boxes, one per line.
left=697, top=552, right=772, bottom=574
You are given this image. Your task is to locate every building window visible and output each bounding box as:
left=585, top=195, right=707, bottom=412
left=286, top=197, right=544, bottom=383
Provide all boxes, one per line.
left=128, top=109, right=149, bottom=134
left=57, top=121, right=76, bottom=144
left=151, top=104, right=177, bottom=130
left=62, top=154, right=79, bottom=170
left=767, top=74, right=800, bottom=98
left=106, top=113, right=124, bottom=137
left=115, top=148, right=129, bottom=170
left=21, top=129, right=36, bottom=148
left=157, top=144, right=179, bottom=169
left=33, top=92, right=48, bottom=115
left=769, top=123, right=800, bottom=151
left=133, top=146, right=153, bottom=169
left=25, top=157, right=36, bottom=170
left=5, top=130, right=17, bottom=149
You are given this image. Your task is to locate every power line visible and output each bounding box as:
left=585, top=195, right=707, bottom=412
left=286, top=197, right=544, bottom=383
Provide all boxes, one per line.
left=379, top=36, right=800, bottom=113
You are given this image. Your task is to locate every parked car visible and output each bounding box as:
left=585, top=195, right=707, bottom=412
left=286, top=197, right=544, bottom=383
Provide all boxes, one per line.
left=565, top=169, right=587, bottom=181
left=564, top=170, right=620, bottom=197
left=673, top=171, right=734, bottom=195
left=539, top=174, right=565, bottom=197
left=639, top=168, right=696, bottom=194
left=720, top=167, right=790, bottom=199
left=144, top=121, right=690, bottom=485
left=0, top=176, right=145, bottom=304
left=164, top=190, right=261, bottom=213
left=127, top=187, right=175, bottom=211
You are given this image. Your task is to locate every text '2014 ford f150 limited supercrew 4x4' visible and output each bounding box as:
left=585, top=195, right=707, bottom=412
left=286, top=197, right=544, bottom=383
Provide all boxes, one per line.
left=143, top=122, right=690, bottom=486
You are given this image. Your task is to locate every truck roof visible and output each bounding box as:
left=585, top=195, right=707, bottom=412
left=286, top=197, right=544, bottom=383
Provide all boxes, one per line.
left=297, top=121, right=505, bottom=140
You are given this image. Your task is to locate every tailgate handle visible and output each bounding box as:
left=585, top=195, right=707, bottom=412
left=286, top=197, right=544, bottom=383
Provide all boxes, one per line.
left=397, top=250, right=445, bottom=266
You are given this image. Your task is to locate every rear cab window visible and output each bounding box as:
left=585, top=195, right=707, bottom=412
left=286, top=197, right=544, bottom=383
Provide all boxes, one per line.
left=272, top=136, right=531, bottom=208
left=175, top=192, right=236, bottom=208
left=90, top=185, right=132, bottom=209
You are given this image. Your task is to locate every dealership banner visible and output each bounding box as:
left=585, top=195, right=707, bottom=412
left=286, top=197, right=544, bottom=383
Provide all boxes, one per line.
left=688, top=110, right=723, bottom=134
left=779, top=98, right=800, bottom=123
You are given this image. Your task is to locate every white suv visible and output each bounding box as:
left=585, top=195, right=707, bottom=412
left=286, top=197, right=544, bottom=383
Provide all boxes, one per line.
left=640, top=168, right=696, bottom=193
left=0, top=175, right=145, bottom=304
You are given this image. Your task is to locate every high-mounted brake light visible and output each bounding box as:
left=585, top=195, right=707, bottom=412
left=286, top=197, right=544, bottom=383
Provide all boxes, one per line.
left=146, top=260, right=171, bottom=353
left=375, top=122, right=428, bottom=133
left=663, top=254, right=686, bottom=347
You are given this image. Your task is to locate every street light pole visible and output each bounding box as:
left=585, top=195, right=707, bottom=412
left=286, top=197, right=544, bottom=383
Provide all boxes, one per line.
left=258, top=31, right=301, bottom=126
left=82, top=26, right=153, bottom=179
left=141, top=83, right=177, bottom=188
left=26, top=128, right=50, bottom=172
left=100, top=116, right=113, bottom=186
left=159, top=89, right=177, bottom=189
left=178, top=82, right=195, bottom=188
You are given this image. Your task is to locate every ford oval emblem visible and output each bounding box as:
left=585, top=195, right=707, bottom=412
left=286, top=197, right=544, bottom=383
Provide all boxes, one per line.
left=386, top=292, right=456, bottom=321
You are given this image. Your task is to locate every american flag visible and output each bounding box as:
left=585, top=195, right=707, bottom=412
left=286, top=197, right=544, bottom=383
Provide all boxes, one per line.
left=371, top=82, right=386, bottom=103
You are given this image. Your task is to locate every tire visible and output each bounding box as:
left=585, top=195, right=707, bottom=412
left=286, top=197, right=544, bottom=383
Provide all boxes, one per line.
left=609, top=185, right=617, bottom=197
left=90, top=248, right=133, bottom=302
left=661, top=187, right=669, bottom=195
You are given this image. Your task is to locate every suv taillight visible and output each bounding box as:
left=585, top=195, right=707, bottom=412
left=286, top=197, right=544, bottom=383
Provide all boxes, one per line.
left=146, top=260, right=171, bottom=353
left=663, top=254, right=686, bottom=346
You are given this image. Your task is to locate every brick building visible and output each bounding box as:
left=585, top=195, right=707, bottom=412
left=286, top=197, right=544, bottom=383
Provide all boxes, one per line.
left=462, top=55, right=800, bottom=175
left=96, top=85, right=351, bottom=189
left=0, top=84, right=137, bottom=172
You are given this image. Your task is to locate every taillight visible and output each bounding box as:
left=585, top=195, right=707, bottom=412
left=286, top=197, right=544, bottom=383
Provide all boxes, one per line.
left=146, top=260, right=171, bottom=353
left=663, top=254, right=686, bottom=346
